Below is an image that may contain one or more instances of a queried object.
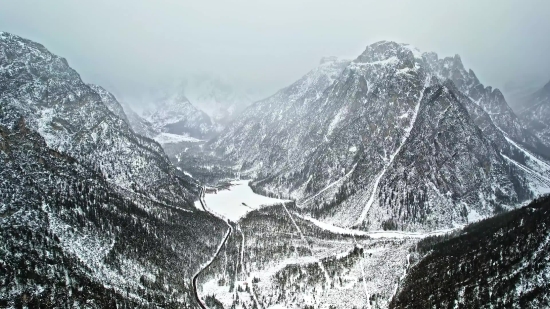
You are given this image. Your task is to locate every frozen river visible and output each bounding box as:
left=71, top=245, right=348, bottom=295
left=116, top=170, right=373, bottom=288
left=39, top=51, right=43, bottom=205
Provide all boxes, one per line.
left=197, top=180, right=289, bottom=221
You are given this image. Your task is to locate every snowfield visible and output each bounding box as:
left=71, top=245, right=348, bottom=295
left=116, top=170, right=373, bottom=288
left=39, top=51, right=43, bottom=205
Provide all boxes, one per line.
left=153, top=132, right=203, bottom=144
left=197, top=180, right=290, bottom=221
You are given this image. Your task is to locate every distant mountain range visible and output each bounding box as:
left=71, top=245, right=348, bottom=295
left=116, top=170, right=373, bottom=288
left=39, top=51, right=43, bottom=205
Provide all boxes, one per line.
left=133, top=75, right=255, bottom=141
left=181, top=74, right=254, bottom=125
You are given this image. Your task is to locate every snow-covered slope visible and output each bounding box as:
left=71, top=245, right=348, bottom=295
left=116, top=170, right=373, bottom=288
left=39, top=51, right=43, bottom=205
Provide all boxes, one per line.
left=213, top=41, right=550, bottom=231
left=88, top=84, right=130, bottom=125
left=0, top=31, right=198, bottom=209
left=518, top=80, right=550, bottom=146
left=211, top=56, right=351, bottom=178
left=423, top=52, right=550, bottom=157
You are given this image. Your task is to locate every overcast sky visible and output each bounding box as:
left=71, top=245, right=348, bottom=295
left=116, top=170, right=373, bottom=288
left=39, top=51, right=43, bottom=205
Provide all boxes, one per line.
left=1, top=0, right=549, bottom=105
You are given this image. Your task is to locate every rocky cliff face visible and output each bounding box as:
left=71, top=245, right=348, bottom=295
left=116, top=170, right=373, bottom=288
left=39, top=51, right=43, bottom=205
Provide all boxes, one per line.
left=120, top=102, right=159, bottom=139
left=423, top=53, right=550, bottom=157
left=213, top=41, right=550, bottom=231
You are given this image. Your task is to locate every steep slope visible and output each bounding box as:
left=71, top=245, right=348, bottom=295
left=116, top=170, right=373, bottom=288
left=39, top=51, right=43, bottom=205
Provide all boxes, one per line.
left=146, top=91, right=220, bottom=140
left=350, top=84, right=530, bottom=230
left=0, top=105, right=227, bottom=308
left=518, top=80, right=550, bottom=146
left=424, top=53, right=550, bottom=157
left=213, top=42, right=550, bottom=231
left=390, top=195, right=550, bottom=309
left=211, top=56, right=351, bottom=178
left=503, top=75, right=548, bottom=110
left=0, top=31, right=196, bottom=208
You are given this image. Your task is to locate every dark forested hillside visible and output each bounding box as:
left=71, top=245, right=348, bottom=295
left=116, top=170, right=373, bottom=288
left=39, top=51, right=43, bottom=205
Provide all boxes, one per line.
left=390, top=195, right=550, bottom=309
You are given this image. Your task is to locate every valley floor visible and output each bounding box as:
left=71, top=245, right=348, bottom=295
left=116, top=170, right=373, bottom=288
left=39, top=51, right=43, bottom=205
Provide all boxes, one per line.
left=193, top=179, right=458, bottom=309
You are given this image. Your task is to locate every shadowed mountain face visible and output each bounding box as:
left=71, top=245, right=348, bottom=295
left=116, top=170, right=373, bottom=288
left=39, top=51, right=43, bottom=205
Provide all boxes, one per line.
left=518, top=80, right=550, bottom=146
left=212, top=41, right=550, bottom=231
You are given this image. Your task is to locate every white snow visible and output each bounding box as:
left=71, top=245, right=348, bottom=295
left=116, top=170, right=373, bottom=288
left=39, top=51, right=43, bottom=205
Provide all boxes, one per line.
left=504, top=135, right=550, bottom=173
left=268, top=305, right=290, bottom=309
left=348, top=145, right=357, bottom=152
left=153, top=132, right=203, bottom=144
left=198, top=180, right=289, bottom=221
left=362, top=56, right=399, bottom=66
left=398, top=112, right=409, bottom=119
left=327, top=107, right=347, bottom=136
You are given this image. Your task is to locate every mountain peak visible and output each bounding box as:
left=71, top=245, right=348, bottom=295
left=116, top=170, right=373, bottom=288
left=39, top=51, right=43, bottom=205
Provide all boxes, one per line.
left=355, top=41, right=423, bottom=66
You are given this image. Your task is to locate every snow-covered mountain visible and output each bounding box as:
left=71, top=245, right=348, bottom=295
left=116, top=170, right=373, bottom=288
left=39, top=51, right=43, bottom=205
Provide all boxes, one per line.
left=88, top=84, right=130, bottom=125
left=0, top=32, right=230, bottom=307
left=517, top=80, right=550, bottom=146
left=503, top=75, right=549, bottom=110
left=145, top=90, right=220, bottom=140
left=182, top=74, right=254, bottom=125
left=0, top=32, right=199, bottom=207
left=212, top=41, right=550, bottom=231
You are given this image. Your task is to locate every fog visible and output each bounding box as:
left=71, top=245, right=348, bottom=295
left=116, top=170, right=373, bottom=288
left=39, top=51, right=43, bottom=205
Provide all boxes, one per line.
left=1, top=0, right=549, bottom=106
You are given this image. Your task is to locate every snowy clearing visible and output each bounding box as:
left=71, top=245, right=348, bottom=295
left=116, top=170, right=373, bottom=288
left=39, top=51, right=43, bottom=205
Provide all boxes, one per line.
left=196, top=180, right=290, bottom=221
left=153, top=132, right=203, bottom=144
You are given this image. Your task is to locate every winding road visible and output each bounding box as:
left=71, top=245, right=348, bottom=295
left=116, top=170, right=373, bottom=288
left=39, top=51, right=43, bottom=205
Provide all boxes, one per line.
left=192, top=186, right=233, bottom=309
